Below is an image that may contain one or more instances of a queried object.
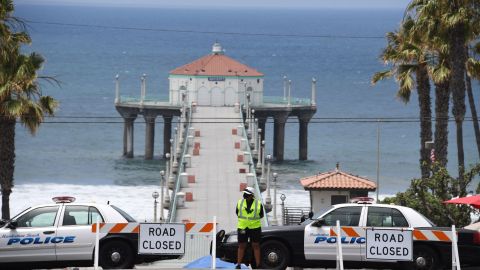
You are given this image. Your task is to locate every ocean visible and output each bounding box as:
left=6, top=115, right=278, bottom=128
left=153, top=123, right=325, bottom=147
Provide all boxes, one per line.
left=9, top=4, right=480, bottom=220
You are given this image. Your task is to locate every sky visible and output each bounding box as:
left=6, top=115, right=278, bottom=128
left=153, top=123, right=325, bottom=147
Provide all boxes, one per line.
left=15, top=0, right=411, bottom=9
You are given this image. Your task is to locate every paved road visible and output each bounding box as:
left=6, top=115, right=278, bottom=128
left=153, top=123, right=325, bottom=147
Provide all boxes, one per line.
left=174, top=106, right=246, bottom=231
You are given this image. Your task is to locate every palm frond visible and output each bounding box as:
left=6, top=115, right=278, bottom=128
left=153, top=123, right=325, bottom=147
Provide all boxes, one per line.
left=39, top=96, right=58, bottom=115
left=466, top=58, right=480, bottom=79
left=371, top=71, right=393, bottom=85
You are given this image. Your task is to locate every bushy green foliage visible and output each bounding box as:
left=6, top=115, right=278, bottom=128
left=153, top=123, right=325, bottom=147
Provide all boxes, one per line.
left=382, top=163, right=480, bottom=227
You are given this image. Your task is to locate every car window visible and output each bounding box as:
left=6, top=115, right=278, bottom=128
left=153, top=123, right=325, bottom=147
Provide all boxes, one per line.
left=321, top=206, right=362, bottom=226
left=366, top=207, right=409, bottom=227
left=16, top=206, right=59, bottom=228
left=63, top=206, right=104, bottom=226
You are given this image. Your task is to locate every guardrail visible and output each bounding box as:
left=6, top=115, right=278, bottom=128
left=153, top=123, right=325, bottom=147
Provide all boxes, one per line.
left=119, top=94, right=169, bottom=103
left=239, top=116, right=270, bottom=227
left=167, top=104, right=193, bottom=223
left=263, top=96, right=312, bottom=105
left=283, top=207, right=311, bottom=225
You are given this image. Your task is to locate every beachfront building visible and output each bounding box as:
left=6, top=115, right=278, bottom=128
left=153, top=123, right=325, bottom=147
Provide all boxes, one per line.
left=300, top=164, right=377, bottom=214
left=168, top=42, right=264, bottom=106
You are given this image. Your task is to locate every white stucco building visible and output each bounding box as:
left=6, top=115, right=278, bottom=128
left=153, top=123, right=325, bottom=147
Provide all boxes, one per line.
left=300, top=164, right=377, bottom=214
left=169, top=43, right=264, bottom=106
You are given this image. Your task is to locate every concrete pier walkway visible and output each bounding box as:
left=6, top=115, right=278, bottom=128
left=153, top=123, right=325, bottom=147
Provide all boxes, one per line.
left=173, top=106, right=248, bottom=231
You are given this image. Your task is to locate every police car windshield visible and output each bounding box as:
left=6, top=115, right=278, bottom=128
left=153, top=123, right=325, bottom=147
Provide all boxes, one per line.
left=111, top=205, right=136, bottom=222
left=10, top=207, right=32, bottom=220
left=418, top=212, right=436, bottom=226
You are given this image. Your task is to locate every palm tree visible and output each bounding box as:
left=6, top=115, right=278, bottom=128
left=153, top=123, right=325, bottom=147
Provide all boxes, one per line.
left=466, top=45, right=480, bottom=158
left=408, top=0, right=480, bottom=196
left=0, top=0, right=58, bottom=219
left=372, top=17, right=433, bottom=179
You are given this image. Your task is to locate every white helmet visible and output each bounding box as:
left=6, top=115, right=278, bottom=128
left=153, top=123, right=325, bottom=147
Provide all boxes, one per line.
left=243, top=187, right=255, bottom=196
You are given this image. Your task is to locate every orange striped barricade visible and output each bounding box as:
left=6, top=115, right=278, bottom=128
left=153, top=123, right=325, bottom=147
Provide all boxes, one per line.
left=91, top=222, right=217, bottom=264
left=176, top=221, right=218, bottom=264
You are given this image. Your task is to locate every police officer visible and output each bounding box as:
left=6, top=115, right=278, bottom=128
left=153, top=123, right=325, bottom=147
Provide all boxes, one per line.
left=235, top=186, right=264, bottom=269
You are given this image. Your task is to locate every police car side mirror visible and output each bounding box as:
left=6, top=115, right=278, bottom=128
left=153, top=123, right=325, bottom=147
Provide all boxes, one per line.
left=0, top=219, right=7, bottom=227
left=312, top=218, right=326, bottom=227
left=7, top=220, right=18, bottom=229
left=308, top=211, right=314, bottom=219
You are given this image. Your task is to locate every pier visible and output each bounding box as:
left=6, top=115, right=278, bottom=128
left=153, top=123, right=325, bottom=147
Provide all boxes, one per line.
left=114, top=43, right=317, bottom=226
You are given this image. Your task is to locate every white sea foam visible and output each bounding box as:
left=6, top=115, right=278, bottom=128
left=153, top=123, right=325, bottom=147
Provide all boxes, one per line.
left=9, top=184, right=396, bottom=222
left=10, top=184, right=314, bottom=222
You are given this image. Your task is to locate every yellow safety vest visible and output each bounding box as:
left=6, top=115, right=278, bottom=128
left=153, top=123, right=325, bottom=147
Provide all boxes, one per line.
left=237, top=199, right=262, bottom=229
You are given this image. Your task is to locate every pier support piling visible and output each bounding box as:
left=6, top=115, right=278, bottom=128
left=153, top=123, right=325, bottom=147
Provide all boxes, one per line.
left=298, top=114, right=313, bottom=160
left=163, top=116, right=173, bottom=158
left=123, top=115, right=137, bottom=158
left=144, top=115, right=156, bottom=160
left=273, top=114, right=288, bottom=161
left=258, top=118, right=266, bottom=142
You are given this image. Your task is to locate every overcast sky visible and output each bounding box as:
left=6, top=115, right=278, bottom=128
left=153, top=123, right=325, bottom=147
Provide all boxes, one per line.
left=16, top=0, right=411, bottom=9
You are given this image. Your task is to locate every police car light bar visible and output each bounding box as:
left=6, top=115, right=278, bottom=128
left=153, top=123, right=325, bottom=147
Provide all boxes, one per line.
left=350, top=197, right=374, bottom=204
left=52, top=196, right=76, bottom=203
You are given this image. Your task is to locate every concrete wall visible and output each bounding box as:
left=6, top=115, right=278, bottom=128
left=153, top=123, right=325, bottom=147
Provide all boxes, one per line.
left=169, top=76, right=263, bottom=106
left=310, top=190, right=351, bottom=215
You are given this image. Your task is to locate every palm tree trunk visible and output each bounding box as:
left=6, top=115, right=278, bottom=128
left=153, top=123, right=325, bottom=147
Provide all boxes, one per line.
left=449, top=25, right=467, bottom=195
left=417, top=65, right=432, bottom=178
left=434, top=80, right=450, bottom=167
left=465, top=55, right=480, bottom=159
left=0, top=118, right=15, bottom=220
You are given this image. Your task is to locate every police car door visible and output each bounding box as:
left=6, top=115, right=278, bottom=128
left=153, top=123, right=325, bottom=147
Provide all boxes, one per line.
left=360, top=206, right=410, bottom=261
left=304, top=206, right=365, bottom=261
left=0, top=206, right=60, bottom=262
left=55, top=205, right=104, bottom=261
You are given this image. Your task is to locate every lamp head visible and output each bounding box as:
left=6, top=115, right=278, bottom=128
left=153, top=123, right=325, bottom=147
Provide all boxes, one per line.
left=160, top=170, right=165, bottom=176
left=152, top=191, right=159, bottom=199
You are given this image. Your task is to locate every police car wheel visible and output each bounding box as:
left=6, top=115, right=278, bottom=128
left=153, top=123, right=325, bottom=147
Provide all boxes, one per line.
left=260, top=240, right=290, bottom=269
left=99, top=240, right=135, bottom=269
left=412, top=245, right=439, bottom=270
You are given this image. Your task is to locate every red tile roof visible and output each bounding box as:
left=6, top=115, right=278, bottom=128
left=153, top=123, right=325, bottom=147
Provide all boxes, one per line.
left=300, top=169, right=377, bottom=191
left=170, top=54, right=263, bottom=77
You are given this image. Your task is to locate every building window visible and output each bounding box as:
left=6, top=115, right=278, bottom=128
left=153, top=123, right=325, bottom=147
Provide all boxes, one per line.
left=331, top=195, right=348, bottom=205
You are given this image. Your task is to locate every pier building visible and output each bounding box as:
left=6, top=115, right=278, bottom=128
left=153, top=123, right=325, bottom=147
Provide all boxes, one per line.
left=115, top=42, right=317, bottom=161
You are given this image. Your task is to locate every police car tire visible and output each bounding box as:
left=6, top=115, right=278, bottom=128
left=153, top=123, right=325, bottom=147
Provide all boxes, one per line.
left=260, top=240, right=290, bottom=269
left=99, top=240, right=135, bottom=269
left=409, top=245, right=439, bottom=270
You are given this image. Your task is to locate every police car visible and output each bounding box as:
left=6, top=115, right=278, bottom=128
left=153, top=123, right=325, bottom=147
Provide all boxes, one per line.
left=0, top=196, right=179, bottom=269
left=215, top=201, right=480, bottom=270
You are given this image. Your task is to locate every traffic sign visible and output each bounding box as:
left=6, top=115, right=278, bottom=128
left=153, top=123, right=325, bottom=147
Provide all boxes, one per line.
left=366, top=228, right=412, bottom=261
left=138, top=223, right=186, bottom=255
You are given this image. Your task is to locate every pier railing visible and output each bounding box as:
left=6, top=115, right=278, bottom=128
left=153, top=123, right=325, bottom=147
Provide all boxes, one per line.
left=118, top=94, right=312, bottom=107
left=239, top=118, right=270, bottom=227
left=167, top=104, right=193, bottom=223
left=119, top=94, right=169, bottom=104
left=263, top=96, right=312, bottom=106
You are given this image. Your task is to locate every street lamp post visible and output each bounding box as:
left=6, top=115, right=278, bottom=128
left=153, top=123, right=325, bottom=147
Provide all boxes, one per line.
left=260, top=140, right=266, bottom=180
left=272, top=172, right=278, bottom=225
left=152, top=191, right=159, bottom=222
left=165, top=153, right=172, bottom=207
left=280, top=194, right=286, bottom=225
left=160, top=170, right=165, bottom=222
left=265, top=154, right=272, bottom=210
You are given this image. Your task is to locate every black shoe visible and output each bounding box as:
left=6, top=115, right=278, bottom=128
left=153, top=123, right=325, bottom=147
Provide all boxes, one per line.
left=235, top=264, right=241, bottom=269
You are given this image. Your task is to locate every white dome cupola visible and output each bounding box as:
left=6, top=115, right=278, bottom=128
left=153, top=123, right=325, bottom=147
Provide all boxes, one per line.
left=212, top=42, right=224, bottom=55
